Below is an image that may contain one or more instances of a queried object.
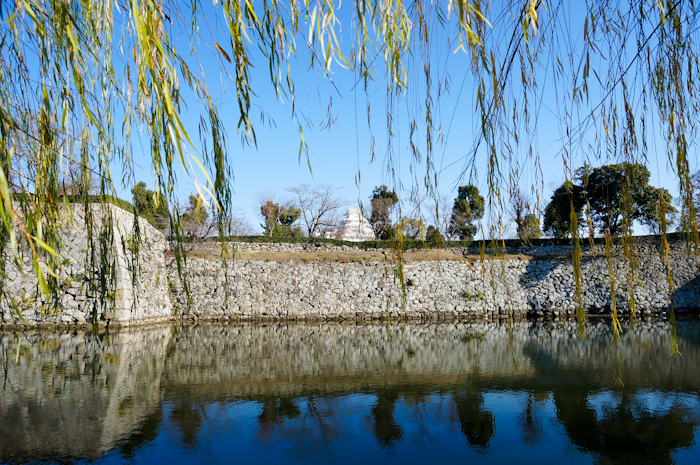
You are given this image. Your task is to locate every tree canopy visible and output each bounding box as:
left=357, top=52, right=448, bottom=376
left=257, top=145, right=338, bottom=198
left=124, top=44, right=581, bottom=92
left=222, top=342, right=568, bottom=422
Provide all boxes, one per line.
left=449, top=185, right=484, bottom=241
left=543, top=163, right=676, bottom=237
left=259, top=199, right=302, bottom=238
left=511, top=190, right=542, bottom=242
left=132, top=182, right=170, bottom=231
left=368, top=186, right=399, bottom=240
left=396, top=217, right=426, bottom=241
left=517, top=214, right=542, bottom=243
left=680, top=171, right=700, bottom=233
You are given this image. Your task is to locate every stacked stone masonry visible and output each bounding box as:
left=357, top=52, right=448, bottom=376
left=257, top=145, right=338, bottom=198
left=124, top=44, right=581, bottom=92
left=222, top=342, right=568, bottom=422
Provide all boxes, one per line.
left=1, top=204, right=698, bottom=327
left=0, top=204, right=171, bottom=326
left=170, top=251, right=699, bottom=321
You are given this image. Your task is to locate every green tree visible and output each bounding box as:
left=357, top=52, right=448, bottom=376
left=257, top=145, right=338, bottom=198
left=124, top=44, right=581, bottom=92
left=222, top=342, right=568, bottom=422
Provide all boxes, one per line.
left=579, top=163, right=645, bottom=236
left=449, top=185, right=484, bottom=241
left=543, top=181, right=586, bottom=238
left=132, top=182, right=170, bottom=231
left=276, top=205, right=302, bottom=237
left=638, top=186, right=677, bottom=234
left=425, top=225, right=444, bottom=245
left=369, top=186, right=399, bottom=240
left=678, top=170, right=700, bottom=233
left=519, top=214, right=543, bottom=242
left=544, top=164, right=677, bottom=237
left=396, top=217, right=426, bottom=240
left=259, top=198, right=302, bottom=237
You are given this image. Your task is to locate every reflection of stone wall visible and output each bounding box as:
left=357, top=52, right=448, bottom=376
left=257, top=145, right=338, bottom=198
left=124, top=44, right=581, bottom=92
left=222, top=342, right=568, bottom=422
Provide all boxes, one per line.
left=169, top=253, right=700, bottom=320
left=1, top=320, right=699, bottom=461
left=0, top=328, right=171, bottom=461
left=161, top=320, right=700, bottom=398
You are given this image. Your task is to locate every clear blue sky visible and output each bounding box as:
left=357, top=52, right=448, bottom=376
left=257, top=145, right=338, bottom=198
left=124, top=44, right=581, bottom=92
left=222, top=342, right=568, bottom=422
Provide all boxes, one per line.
left=118, top=2, right=694, bottom=237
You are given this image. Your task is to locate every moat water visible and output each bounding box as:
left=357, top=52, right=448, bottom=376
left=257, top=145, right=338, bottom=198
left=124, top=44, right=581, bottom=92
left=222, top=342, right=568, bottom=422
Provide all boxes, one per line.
left=1, top=318, right=700, bottom=464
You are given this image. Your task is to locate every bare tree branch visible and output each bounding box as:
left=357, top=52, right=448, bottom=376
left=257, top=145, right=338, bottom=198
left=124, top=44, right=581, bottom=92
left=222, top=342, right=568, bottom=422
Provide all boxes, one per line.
left=286, top=183, right=348, bottom=237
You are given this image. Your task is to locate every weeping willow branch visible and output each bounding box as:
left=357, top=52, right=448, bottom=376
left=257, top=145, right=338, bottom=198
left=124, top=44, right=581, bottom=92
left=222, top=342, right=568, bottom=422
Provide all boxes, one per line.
left=0, top=1, right=698, bottom=328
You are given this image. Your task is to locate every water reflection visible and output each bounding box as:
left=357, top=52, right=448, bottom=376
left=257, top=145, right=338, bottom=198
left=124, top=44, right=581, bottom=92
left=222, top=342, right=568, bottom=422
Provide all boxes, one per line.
left=1, top=319, right=699, bottom=463
left=371, top=391, right=403, bottom=449
left=554, top=390, right=697, bottom=464
left=170, top=395, right=206, bottom=447
left=453, top=391, right=495, bottom=453
left=254, top=396, right=346, bottom=461
left=517, top=392, right=547, bottom=446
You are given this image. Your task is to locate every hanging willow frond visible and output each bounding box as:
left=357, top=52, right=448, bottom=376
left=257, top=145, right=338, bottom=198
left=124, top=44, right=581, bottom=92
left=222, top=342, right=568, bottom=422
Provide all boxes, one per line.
left=0, top=1, right=698, bottom=327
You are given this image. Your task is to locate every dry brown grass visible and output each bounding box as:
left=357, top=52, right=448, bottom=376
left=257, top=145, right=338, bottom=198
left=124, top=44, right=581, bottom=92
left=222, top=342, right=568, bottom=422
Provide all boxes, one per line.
left=170, top=246, right=687, bottom=262
left=180, top=249, right=536, bottom=262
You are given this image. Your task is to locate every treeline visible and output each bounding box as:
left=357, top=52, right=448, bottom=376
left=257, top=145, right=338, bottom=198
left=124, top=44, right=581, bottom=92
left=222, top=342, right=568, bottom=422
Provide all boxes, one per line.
left=99, top=162, right=698, bottom=244
left=255, top=183, right=491, bottom=243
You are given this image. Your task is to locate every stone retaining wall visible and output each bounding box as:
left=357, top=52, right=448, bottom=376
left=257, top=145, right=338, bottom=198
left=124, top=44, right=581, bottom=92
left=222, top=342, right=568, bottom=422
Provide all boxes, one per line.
left=1, top=204, right=698, bottom=327
left=0, top=204, right=171, bottom=327
left=168, top=252, right=699, bottom=321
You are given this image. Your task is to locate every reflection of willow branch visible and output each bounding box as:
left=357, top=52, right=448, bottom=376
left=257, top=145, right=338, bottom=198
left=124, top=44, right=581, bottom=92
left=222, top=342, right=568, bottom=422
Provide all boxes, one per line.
left=403, top=395, right=434, bottom=446
left=507, top=318, right=518, bottom=372
left=1, top=338, right=10, bottom=390
left=87, top=330, right=111, bottom=383
left=304, top=397, right=342, bottom=454
left=614, top=348, right=624, bottom=388
left=670, top=309, right=680, bottom=357
left=665, top=282, right=681, bottom=358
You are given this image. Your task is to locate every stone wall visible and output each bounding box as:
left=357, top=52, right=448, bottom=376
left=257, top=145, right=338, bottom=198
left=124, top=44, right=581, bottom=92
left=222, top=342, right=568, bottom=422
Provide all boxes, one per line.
left=1, top=203, right=699, bottom=327
left=168, top=251, right=699, bottom=321
left=191, top=238, right=685, bottom=257
left=0, top=204, right=171, bottom=327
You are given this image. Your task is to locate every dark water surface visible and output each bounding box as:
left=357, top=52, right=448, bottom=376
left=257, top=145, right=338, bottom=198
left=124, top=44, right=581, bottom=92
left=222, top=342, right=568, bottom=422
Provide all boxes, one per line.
left=2, top=319, right=700, bottom=464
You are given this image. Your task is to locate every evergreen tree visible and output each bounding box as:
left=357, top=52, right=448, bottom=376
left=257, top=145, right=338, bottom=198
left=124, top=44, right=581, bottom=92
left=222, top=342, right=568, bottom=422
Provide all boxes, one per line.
left=518, top=213, right=543, bottom=242
left=260, top=200, right=302, bottom=237
left=132, top=182, right=170, bottom=231
left=449, top=185, right=484, bottom=241
left=543, top=163, right=677, bottom=237
left=369, top=186, right=399, bottom=240
left=543, top=181, right=586, bottom=238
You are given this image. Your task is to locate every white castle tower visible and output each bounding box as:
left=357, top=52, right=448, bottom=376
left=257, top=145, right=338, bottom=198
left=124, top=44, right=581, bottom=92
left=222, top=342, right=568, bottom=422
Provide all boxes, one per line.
left=338, top=207, right=375, bottom=242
